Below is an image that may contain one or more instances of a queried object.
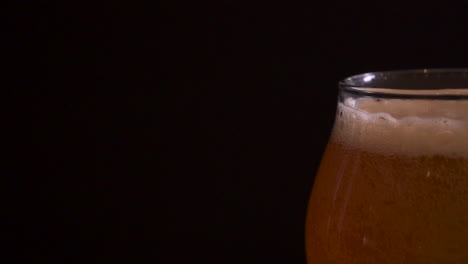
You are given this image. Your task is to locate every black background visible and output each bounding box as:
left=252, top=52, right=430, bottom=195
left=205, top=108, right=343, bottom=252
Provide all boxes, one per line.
left=10, top=1, right=468, bottom=263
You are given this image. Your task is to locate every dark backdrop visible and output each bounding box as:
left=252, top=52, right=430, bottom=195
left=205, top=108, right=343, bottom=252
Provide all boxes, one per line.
left=11, top=1, right=467, bottom=263
left=160, top=2, right=467, bottom=264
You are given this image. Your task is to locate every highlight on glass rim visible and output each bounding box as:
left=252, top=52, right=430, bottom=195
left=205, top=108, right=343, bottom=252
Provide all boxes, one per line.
left=305, top=69, right=468, bottom=263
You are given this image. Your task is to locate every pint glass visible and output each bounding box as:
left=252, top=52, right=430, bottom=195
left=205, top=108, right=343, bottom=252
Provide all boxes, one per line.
left=305, top=69, right=468, bottom=263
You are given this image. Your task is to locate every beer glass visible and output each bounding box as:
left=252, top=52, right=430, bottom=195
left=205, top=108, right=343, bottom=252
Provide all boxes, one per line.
left=305, top=69, right=468, bottom=263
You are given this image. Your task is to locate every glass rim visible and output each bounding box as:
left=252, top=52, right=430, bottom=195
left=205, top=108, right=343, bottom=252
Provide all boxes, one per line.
left=339, top=68, right=468, bottom=99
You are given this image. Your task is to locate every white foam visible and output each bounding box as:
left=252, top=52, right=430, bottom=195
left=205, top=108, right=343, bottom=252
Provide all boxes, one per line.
left=332, top=98, right=468, bottom=157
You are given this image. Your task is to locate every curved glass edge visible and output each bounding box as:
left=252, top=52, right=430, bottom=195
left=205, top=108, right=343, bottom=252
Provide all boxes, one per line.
left=339, top=68, right=468, bottom=100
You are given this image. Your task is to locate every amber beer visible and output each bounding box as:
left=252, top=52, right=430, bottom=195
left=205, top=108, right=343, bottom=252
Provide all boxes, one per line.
left=306, top=94, right=468, bottom=262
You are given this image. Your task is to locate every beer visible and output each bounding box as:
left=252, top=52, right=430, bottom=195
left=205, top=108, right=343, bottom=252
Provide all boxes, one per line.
left=306, top=97, right=468, bottom=263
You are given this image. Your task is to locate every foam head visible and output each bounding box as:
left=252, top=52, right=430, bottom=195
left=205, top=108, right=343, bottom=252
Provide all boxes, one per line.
left=333, top=98, right=468, bottom=157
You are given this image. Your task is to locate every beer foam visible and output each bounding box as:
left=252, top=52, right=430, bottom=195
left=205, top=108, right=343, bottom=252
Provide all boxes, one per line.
left=333, top=98, right=468, bottom=157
